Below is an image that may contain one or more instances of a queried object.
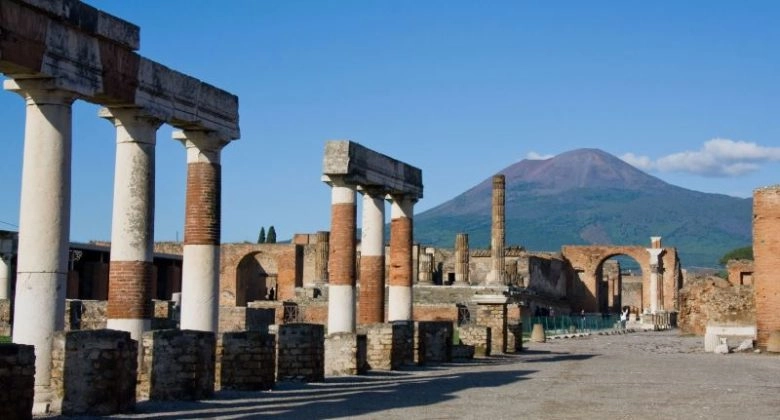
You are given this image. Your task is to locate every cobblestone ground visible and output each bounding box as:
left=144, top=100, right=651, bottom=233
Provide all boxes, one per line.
left=49, top=330, right=780, bottom=419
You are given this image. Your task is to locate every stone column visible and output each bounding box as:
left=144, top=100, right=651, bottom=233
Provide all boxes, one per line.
left=753, top=186, right=780, bottom=347
left=312, top=231, right=330, bottom=286
left=5, top=78, right=75, bottom=404
left=100, top=108, right=161, bottom=342
left=418, top=252, right=434, bottom=285
left=388, top=195, right=414, bottom=321
left=0, top=254, right=10, bottom=300
left=454, top=233, right=470, bottom=285
left=647, top=246, right=664, bottom=314
left=327, top=182, right=357, bottom=333
left=359, top=190, right=386, bottom=324
left=486, top=175, right=506, bottom=285
left=175, top=130, right=225, bottom=332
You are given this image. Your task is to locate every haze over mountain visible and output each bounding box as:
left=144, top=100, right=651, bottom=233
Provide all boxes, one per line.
left=414, top=148, right=752, bottom=268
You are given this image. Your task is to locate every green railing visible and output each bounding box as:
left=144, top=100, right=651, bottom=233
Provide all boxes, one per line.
left=0, top=335, right=11, bottom=344
left=522, top=314, right=622, bottom=336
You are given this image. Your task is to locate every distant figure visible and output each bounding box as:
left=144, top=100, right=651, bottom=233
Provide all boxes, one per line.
left=267, top=287, right=276, bottom=301
left=620, top=306, right=629, bottom=329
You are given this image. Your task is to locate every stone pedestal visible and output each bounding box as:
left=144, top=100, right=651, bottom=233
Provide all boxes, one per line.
left=51, top=330, right=137, bottom=416
left=325, top=332, right=362, bottom=376
left=414, top=321, right=453, bottom=365
left=216, top=332, right=276, bottom=390
left=138, top=330, right=216, bottom=401
left=277, top=324, right=324, bottom=382
left=458, top=325, right=491, bottom=358
left=474, top=294, right=508, bottom=354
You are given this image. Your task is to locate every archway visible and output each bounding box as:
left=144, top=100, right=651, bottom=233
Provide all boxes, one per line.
left=595, top=254, right=643, bottom=315
left=235, top=252, right=275, bottom=306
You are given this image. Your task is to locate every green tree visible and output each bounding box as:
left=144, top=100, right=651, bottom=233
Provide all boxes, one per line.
left=266, top=226, right=277, bottom=243
left=257, top=227, right=266, bottom=244
left=719, top=246, right=753, bottom=266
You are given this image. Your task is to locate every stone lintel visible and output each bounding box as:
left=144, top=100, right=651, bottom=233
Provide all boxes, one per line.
left=472, top=294, right=509, bottom=305
left=322, top=140, right=423, bottom=199
left=0, top=0, right=240, bottom=141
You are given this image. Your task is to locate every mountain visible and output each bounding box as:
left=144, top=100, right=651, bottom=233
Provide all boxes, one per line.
left=414, top=148, right=752, bottom=268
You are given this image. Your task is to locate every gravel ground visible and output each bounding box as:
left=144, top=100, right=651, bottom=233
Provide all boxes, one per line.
left=48, top=330, right=780, bottom=420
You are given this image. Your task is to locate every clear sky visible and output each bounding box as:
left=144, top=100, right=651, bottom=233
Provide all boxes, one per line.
left=1, top=1, right=779, bottom=243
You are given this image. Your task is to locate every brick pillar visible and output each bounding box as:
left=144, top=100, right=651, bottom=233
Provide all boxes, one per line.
left=486, top=175, right=506, bottom=285
left=277, top=246, right=300, bottom=301
left=5, top=78, right=75, bottom=405
left=388, top=195, right=414, bottom=321
left=101, top=108, right=161, bottom=343
left=359, top=190, right=386, bottom=324
left=754, top=186, right=780, bottom=347
left=326, top=182, right=357, bottom=333
left=454, top=233, right=470, bottom=285
left=311, top=231, right=329, bottom=286
left=175, top=131, right=226, bottom=332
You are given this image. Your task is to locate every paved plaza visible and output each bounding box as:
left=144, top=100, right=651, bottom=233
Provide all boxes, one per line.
left=46, top=330, right=780, bottom=419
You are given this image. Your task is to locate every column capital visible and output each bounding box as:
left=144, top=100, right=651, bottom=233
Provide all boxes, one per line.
left=4, top=78, right=77, bottom=105
left=99, top=107, right=162, bottom=146
left=174, top=130, right=228, bottom=164
left=357, top=185, right=388, bottom=198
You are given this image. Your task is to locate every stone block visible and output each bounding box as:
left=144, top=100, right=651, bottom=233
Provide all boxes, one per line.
left=704, top=325, right=756, bottom=352
left=277, top=324, right=324, bottom=382
left=458, top=325, right=491, bottom=358
left=324, top=332, right=359, bottom=376
left=51, top=329, right=137, bottom=416
left=138, top=330, right=215, bottom=401
left=0, top=343, right=35, bottom=420
left=217, top=332, right=275, bottom=391
left=415, top=321, right=453, bottom=365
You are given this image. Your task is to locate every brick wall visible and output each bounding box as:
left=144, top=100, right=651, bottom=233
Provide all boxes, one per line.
left=413, top=303, right=458, bottom=322
left=476, top=302, right=507, bottom=354
left=753, top=186, right=780, bottom=347
left=51, top=330, right=137, bottom=416
left=0, top=344, right=35, bottom=420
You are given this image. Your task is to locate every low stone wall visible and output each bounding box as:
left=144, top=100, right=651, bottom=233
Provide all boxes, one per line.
left=324, top=332, right=360, bottom=376
left=64, top=300, right=107, bottom=331
left=363, top=323, right=410, bottom=370
left=152, top=300, right=178, bottom=330
left=0, top=299, right=11, bottom=336
left=248, top=301, right=284, bottom=324
left=138, top=330, right=215, bottom=401
left=0, top=343, right=35, bottom=420
left=277, top=323, right=324, bottom=382
left=216, top=332, right=276, bottom=390
left=458, top=325, right=491, bottom=357
left=415, top=321, right=453, bottom=365
left=51, top=330, right=137, bottom=416
left=219, top=306, right=277, bottom=333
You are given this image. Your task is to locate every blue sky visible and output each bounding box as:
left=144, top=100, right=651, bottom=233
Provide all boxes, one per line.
left=1, top=1, right=779, bottom=243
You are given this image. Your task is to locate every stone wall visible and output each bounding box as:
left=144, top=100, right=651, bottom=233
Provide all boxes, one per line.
left=0, top=343, right=35, bottom=420
left=362, top=323, right=410, bottom=370
left=151, top=300, right=178, bottom=330
left=413, top=303, right=459, bottom=322
left=51, top=330, right=137, bottom=416
left=64, top=299, right=107, bottom=331
left=506, top=303, right=522, bottom=353
left=0, top=298, right=10, bottom=336
left=216, top=332, right=275, bottom=391
left=415, top=321, right=453, bottom=364
left=458, top=325, right=490, bottom=357
left=476, top=301, right=507, bottom=354
left=726, top=260, right=753, bottom=286
left=219, top=306, right=277, bottom=333
left=678, top=276, right=755, bottom=336
left=621, top=275, right=643, bottom=316
left=277, top=323, right=324, bottom=382
left=138, top=330, right=215, bottom=401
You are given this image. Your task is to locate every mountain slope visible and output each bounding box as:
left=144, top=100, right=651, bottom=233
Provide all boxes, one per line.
left=415, top=149, right=752, bottom=268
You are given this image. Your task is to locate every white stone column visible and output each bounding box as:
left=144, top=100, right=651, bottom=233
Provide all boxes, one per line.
left=327, top=182, right=357, bottom=333
left=4, top=78, right=75, bottom=404
left=0, top=254, right=11, bottom=300
left=358, top=190, right=386, bottom=324
left=647, top=248, right=664, bottom=313
left=175, top=130, right=226, bottom=332
left=388, top=195, right=414, bottom=321
left=100, top=108, right=161, bottom=342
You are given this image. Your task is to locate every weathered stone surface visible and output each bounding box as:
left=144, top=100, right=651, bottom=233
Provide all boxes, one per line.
left=458, top=325, right=491, bottom=357
left=324, top=332, right=359, bottom=376
left=0, top=344, right=35, bottom=420
left=64, top=299, right=107, bottom=331
left=322, top=140, right=423, bottom=198
left=363, top=323, right=408, bottom=370
left=475, top=296, right=508, bottom=354
left=216, top=332, right=275, bottom=391
left=415, top=321, right=453, bottom=365
left=277, top=324, right=324, bottom=382
left=138, top=330, right=215, bottom=401
left=51, top=330, right=137, bottom=416
left=678, top=276, right=754, bottom=336
left=0, top=299, right=10, bottom=336
left=754, top=186, right=780, bottom=347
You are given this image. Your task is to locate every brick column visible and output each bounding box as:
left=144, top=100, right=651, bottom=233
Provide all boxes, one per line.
left=486, top=175, right=506, bottom=285
left=5, top=78, right=75, bottom=405
left=388, top=195, right=414, bottom=321
left=754, top=186, right=780, bottom=347
left=101, top=108, right=161, bottom=342
left=359, top=190, right=386, bottom=324
left=454, top=233, right=470, bottom=285
left=327, top=182, right=357, bottom=333
left=175, top=131, right=226, bottom=332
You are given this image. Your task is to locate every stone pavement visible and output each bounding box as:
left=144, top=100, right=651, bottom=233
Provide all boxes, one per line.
left=49, top=330, right=780, bottom=419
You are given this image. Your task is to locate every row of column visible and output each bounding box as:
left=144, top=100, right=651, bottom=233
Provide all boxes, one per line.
left=326, top=181, right=416, bottom=334
left=5, top=79, right=228, bottom=402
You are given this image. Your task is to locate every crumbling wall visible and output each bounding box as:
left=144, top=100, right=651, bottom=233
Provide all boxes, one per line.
left=678, top=276, right=755, bottom=336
